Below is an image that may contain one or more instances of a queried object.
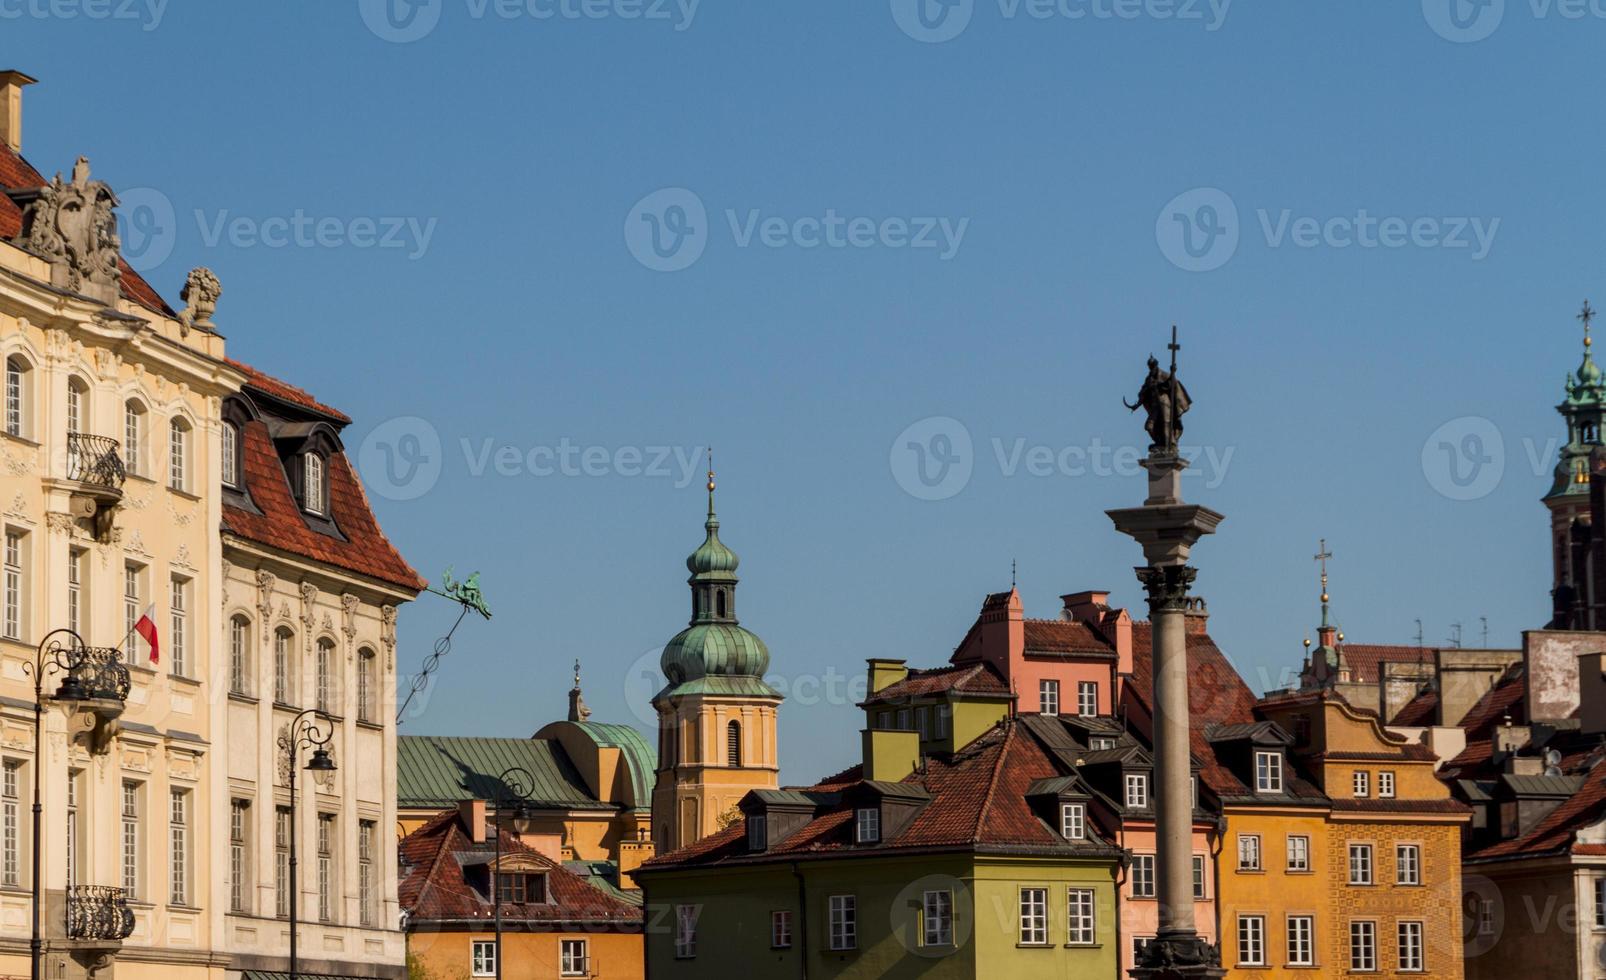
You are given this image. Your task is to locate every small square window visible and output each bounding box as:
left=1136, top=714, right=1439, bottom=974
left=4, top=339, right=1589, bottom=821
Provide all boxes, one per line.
left=855, top=807, right=880, bottom=844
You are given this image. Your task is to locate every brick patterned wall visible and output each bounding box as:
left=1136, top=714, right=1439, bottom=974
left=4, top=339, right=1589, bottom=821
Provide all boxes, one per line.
left=1325, top=821, right=1465, bottom=978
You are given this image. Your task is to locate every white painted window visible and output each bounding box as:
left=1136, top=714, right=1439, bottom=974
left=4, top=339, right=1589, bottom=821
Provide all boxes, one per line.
left=65, top=378, right=83, bottom=436
left=855, top=807, right=880, bottom=844
left=65, top=770, right=79, bottom=887
left=1348, top=844, right=1373, bottom=885
left=317, top=639, right=334, bottom=713
left=1039, top=679, right=1060, bottom=716
left=829, top=894, right=857, bottom=950
left=1398, top=920, right=1424, bottom=972
left=1090, top=736, right=1116, bottom=750
left=3, top=530, right=23, bottom=641
left=1286, top=834, right=1310, bottom=872
left=1060, top=803, right=1085, bottom=840
left=1237, top=915, right=1265, bottom=966
left=359, top=820, right=376, bottom=926
left=169, top=575, right=188, bottom=676
left=317, top=813, right=335, bottom=921
left=123, top=401, right=144, bottom=476
left=1067, top=888, right=1095, bottom=945
left=675, top=904, right=699, bottom=958
left=1396, top=844, right=1420, bottom=885
left=1125, top=773, right=1149, bottom=808
left=1349, top=920, right=1376, bottom=971
left=304, top=453, right=325, bottom=515
left=2, top=761, right=19, bottom=886
left=471, top=940, right=496, bottom=977
left=221, top=421, right=238, bottom=486
left=1237, top=834, right=1261, bottom=871
left=1077, top=681, right=1098, bottom=717
left=1287, top=915, right=1314, bottom=966
left=123, top=563, right=143, bottom=658
left=230, top=616, right=250, bottom=695
left=1378, top=770, right=1395, bottom=798
left=357, top=649, right=376, bottom=722
left=66, top=548, right=83, bottom=635
left=1018, top=888, right=1047, bottom=945
left=4, top=356, right=28, bottom=438
left=559, top=938, right=587, bottom=977
left=1254, top=751, right=1282, bottom=793
left=230, top=800, right=249, bottom=913
left=275, top=807, right=291, bottom=918
left=923, top=889, right=953, bottom=947
left=1353, top=770, right=1370, bottom=798
left=1192, top=855, right=1207, bottom=899
left=121, top=781, right=140, bottom=898
left=168, top=417, right=189, bottom=492
left=274, top=628, right=292, bottom=704
left=1596, top=878, right=1606, bottom=929
left=170, top=789, right=189, bottom=905
left=1131, top=854, right=1155, bottom=897
left=770, top=910, right=792, bottom=949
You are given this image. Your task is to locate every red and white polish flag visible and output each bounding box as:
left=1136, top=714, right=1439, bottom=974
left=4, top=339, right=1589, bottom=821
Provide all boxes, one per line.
left=133, top=603, right=159, bottom=664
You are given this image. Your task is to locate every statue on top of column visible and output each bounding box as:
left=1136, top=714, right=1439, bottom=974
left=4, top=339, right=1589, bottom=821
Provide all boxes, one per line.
left=1124, top=326, right=1192, bottom=455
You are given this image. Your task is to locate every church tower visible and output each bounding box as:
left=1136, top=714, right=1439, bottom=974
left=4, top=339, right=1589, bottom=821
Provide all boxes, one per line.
left=650, top=467, right=783, bottom=853
left=1545, top=302, right=1606, bottom=629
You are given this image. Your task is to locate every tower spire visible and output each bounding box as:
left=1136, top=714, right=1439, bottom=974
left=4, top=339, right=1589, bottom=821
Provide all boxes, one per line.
left=568, top=658, right=591, bottom=722
left=706, top=448, right=716, bottom=521
left=1315, top=538, right=1333, bottom=629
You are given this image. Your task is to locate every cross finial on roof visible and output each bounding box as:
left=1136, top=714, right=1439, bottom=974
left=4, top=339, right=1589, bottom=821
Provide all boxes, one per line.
left=1168, top=324, right=1181, bottom=374
left=1582, top=300, right=1597, bottom=350
left=1314, top=539, right=1333, bottom=627
left=1011, top=558, right=1017, bottom=590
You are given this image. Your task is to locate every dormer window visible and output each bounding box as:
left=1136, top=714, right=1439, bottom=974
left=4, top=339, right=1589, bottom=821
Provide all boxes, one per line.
left=854, top=807, right=880, bottom=844
left=1125, top=773, right=1149, bottom=809
left=221, top=421, right=239, bottom=487
left=495, top=871, right=548, bottom=904
left=747, top=814, right=767, bottom=852
left=1090, top=736, right=1116, bottom=751
left=1254, top=751, right=1283, bottom=794
left=1060, top=803, right=1085, bottom=840
left=303, top=453, right=326, bottom=515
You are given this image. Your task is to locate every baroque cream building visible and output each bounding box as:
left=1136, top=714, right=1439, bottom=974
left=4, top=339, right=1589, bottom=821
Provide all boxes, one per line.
left=0, top=70, right=423, bottom=980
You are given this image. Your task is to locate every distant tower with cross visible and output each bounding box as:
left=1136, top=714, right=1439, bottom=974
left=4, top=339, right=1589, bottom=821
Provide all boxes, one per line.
left=1545, top=301, right=1606, bottom=628
left=1300, top=539, right=1351, bottom=688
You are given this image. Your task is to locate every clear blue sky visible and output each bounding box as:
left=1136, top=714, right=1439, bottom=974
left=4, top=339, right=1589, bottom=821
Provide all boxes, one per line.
left=12, top=0, right=1598, bottom=782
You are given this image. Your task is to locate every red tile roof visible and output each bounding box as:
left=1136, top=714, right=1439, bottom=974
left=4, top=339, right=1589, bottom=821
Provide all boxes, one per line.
left=1468, top=755, right=1606, bottom=860
left=399, top=809, right=642, bottom=925
left=1339, top=644, right=1436, bottom=684
left=222, top=419, right=425, bottom=592
left=0, top=142, right=174, bottom=316
left=229, top=359, right=353, bottom=424
left=1023, top=619, right=1116, bottom=655
left=1390, top=687, right=1440, bottom=727
left=1329, top=798, right=1469, bottom=815
left=861, top=662, right=1011, bottom=706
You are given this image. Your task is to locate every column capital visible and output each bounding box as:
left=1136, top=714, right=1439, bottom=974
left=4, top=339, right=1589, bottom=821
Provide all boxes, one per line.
left=1135, top=565, right=1197, bottom=613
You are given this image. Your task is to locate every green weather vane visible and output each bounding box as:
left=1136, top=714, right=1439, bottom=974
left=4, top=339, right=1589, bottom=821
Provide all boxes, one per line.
left=397, top=566, right=493, bottom=725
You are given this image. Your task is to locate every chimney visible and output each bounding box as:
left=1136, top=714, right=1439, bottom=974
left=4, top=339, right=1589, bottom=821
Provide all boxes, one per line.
left=1061, top=591, right=1110, bottom=623
left=458, top=799, right=487, bottom=843
left=1063, top=591, right=1133, bottom=694
left=862, top=729, right=921, bottom=784
left=952, top=589, right=1024, bottom=680
left=867, top=659, right=909, bottom=695
left=1184, top=597, right=1210, bottom=636
left=0, top=71, right=37, bottom=153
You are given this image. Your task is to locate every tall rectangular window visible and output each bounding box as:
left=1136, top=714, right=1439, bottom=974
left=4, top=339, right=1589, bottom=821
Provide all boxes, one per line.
left=229, top=617, right=249, bottom=695
left=923, top=889, right=953, bottom=947
left=1287, top=915, right=1314, bottom=966
left=855, top=807, right=880, bottom=844
left=1254, top=751, right=1283, bottom=793
left=65, top=770, right=79, bottom=887
left=3, top=530, right=23, bottom=641
left=1378, top=770, right=1396, bottom=798
left=4, top=361, right=21, bottom=437
left=124, top=404, right=142, bottom=476
left=674, top=905, right=698, bottom=958
left=559, top=938, right=587, bottom=978
left=1349, top=921, right=1377, bottom=971
left=1237, top=915, right=1265, bottom=966
left=221, top=422, right=238, bottom=487
left=1125, top=773, right=1149, bottom=808
left=274, top=630, right=291, bottom=704
left=1192, top=855, right=1207, bottom=899
left=1286, top=834, right=1310, bottom=871
left=1398, top=920, right=1424, bottom=972
left=1018, top=888, right=1047, bottom=945
left=1077, top=681, right=1098, bottom=717
left=470, top=940, right=496, bottom=977
left=317, top=813, right=335, bottom=921
left=230, top=800, right=250, bottom=913
left=359, top=820, right=376, bottom=926
left=169, top=575, right=188, bottom=677
left=2, top=761, right=19, bottom=887
left=168, top=419, right=187, bottom=491
left=1396, top=844, right=1421, bottom=885
left=1067, top=888, right=1096, bottom=945
left=121, top=782, right=140, bottom=898
left=770, top=910, right=792, bottom=949
left=1596, top=878, right=1606, bottom=929
left=316, top=640, right=333, bottom=713
left=170, top=789, right=189, bottom=905
left=275, top=806, right=291, bottom=918
left=357, top=651, right=375, bottom=723
left=830, top=894, right=857, bottom=950
left=1237, top=834, right=1261, bottom=871
left=1348, top=844, right=1373, bottom=885
left=1131, top=854, right=1155, bottom=898
left=66, top=548, right=83, bottom=635
left=1060, top=803, right=1085, bottom=840
left=123, top=563, right=143, bottom=657
left=1039, top=679, right=1060, bottom=716
left=1353, top=770, right=1370, bottom=797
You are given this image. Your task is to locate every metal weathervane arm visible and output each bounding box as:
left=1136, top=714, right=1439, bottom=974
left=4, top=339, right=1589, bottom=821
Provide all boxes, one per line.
left=397, top=566, right=493, bottom=725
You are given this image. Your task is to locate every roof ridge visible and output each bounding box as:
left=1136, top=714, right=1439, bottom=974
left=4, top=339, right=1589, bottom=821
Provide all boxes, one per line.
left=971, top=721, right=1014, bottom=844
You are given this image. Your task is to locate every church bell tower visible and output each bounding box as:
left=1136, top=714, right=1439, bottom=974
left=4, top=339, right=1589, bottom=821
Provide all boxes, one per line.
left=1545, top=302, right=1606, bottom=629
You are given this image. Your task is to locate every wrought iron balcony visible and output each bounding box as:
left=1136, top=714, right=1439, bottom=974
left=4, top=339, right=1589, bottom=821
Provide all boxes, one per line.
left=65, top=885, right=134, bottom=942
left=53, top=646, right=131, bottom=709
left=65, top=433, right=126, bottom=495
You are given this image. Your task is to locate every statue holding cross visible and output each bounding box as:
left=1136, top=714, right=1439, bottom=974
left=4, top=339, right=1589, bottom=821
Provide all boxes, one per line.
left=1125, top=326, right=1193, bottom=456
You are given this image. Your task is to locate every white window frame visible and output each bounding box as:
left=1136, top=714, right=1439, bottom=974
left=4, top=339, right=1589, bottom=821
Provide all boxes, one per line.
left=674, top=904, right=699, bottom=958
left=1353, top=770, right=1370, bottom=798
left=123, top=401, right=144, bottom=476
left=470, top=939, right=497, bottom=977
left=829, top=894, right=857, bottom=951
left=770, top=909, right=792, bottom=949
left=1192, top=854, right=1207, bottom=899
left=1286, top=834, right=1310, bottom=872
left=1039, top=679, right=1060, bottom=716
left=304, top=453, right=326, bottom=515
left=1237, top=834, right=1262, bottom=872
left=3, top=529, right=23, bottom=642
left=168, top=417, right=189, bottom=492
left=559, top=938, right=587, bottom=978
left=65, top=770, right=79, bottom=887
left=1378, top=770, right=1395, bottom=798
left=1396, top=843, right=1421, bottom=886
left=1067, top=887, right=1095, bottom=945
left=1077, top=680, right=1098, bottom=717
left=230, top=616, right=250, bottom=695
left=121, top=781, right=140, bottom=898
left=170, top=788, right=189, bottom=905
left=169, top=574, right=189, bottom=677
left=274, top=628, right=292, bottom=704
left=923, top=889, right=954, bottom=947
left=2, top=761, right=19, bottom=887
left=1018, top=887, right=1048, bottom=945
left=1125, top=773, right=1149, bottom=809
left=1398, top=919, right=1424, bottom=972
left=317, top=639, right=335, bottom=713
left=359, top=820, right=376, bottom=926
left=1349, top=920, right=1377, bottom=972
left=1596, top=877, right=1606, bottom=930
left=317, top=812, right=335, bottom=922
left=275, top=806, right=291, bottom=918
left=1131, top=854, right=1155, bottom=898
left=230, top=799, right=249, bottom=913
left=1254, top=751, right=1283, bottom=794
left=1348, top=843, right=1373, bottom=885
left=221, top=421, right=238, bottom=487
left=1287, top=914, right=1314, bottom=967
left=855, top=807, right=880, bottom=844
left=4, top=356, right=28, bottom=439
left=1237, top=914, right=1265, bottom=967
left=1060, top=802, right=1085, bottom=841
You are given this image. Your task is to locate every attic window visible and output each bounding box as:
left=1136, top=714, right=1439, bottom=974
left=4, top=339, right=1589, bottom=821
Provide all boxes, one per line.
left=1254, top=751, right=1283, bottom=794
left=303, top=452, right=326, bottom=515
left=221, top=421, right=239, bottom=487
left=854, top=807, right=880, bottom=844
left=1124, top=773, right=1149, bottom=809
left=747, top=815, right=767, bottom=852
left=1060, top=803, right=1085, bottom=841
left=496, top=872, right=548, bottom=904
left=1090, top=736, right=1116, bottom=751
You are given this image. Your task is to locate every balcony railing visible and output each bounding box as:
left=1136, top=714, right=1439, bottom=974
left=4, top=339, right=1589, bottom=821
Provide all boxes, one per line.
left=65, top=433, right=125, bottom=495
left=53, top=646, right=132, bottom=707
left=65, top=885, right=134, bottom=942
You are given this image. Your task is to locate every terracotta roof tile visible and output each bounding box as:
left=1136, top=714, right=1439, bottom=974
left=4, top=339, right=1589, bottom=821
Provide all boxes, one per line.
left=1390, top=687, right=1439, bottom=727
left=1468, top=755, right=1606, bottom=860
left=1124, top=623, right=1259, bottom=798
left=861, top=662, right=1010, bottom=705
left=222, top=419, right=424, bottom=591
left=1022, top=619, right=1115, bottom=656
left=229, top=359, right=353, bottom=424
left=1339, top=644, right=1438, bottom=684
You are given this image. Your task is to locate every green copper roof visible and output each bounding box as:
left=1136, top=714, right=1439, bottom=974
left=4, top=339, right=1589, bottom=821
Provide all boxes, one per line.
left=568, top=721, right=656, bottom=811
left=661, top=623, right=773, bottom=685
left=687, top=480, right=739, bottom=581
left=397, top=735, right=615, bottom=811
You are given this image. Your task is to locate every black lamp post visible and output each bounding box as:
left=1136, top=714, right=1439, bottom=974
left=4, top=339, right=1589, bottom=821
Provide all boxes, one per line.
left=491, top=766, right=533, bottom=980
left=280, top=709, right=337, bottom=980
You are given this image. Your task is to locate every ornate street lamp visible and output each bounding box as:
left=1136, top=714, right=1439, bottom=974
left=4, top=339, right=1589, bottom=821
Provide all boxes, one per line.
left=25, top=630, right=120, bottom=980
left=279, top=709, right=337, bottom=980
left=491, top=766, right=533, bottom=980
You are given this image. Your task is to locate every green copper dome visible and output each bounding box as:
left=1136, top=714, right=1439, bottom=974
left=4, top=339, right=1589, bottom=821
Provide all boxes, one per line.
left=657, top=472, right=780, bottom=701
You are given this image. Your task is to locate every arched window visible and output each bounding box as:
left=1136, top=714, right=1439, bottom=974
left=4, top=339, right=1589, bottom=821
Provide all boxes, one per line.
left=303, top=453, right=326, bottom=515
left=65, top=377, right=87, bottom=436
left=123, top=400, right=145, bottom=476
left=221, top=422, right=239, bottom=488
left=274, top=627, right=294, bottom=704
left=727, top=720, right=742, bottom=767
left=168, top=417, right=191, bottom=492
left=229, top=615, right=252, bottom=695
left=716, top=589, right=727, bottom=619
left=316, top=638, right=336, bottom=713
left=4, top=356, right=32, bottom=439
left=357, top=648, right=376, bottom=723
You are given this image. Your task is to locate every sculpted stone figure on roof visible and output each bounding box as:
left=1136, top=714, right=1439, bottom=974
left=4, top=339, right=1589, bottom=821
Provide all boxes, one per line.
left=16, top=156, right=122, bottom=303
